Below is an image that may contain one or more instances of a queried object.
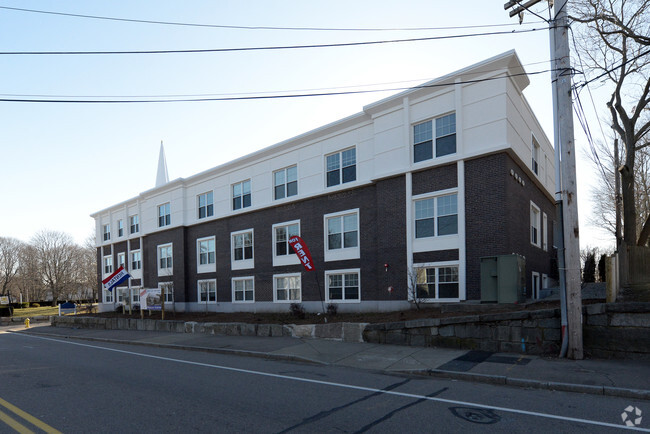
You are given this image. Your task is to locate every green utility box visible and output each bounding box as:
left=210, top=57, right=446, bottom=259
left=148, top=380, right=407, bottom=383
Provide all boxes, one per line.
left=480, top=254, right=526, bottom=303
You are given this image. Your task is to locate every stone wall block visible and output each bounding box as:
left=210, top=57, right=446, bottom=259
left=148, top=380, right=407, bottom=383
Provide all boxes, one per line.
left=610, top=313, right=650, bottom=327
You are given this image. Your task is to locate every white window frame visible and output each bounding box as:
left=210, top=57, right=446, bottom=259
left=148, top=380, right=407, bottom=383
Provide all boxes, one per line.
left=231, top=229, right=254, bottom=270
left=325, top=269, right=361, bottom=304
left=325, top=147, right=356, bottom=188
left=102, top=224, right=111, bottom=241
left=532, top=271, right=541, bottom=299
left=131, top=289, right=140, bottom=305
left=130, top=214, right=139, bottom=234
left=103, top=255, right=113, bottom=277
left=117, top=252, right=126, bottom=270
left=232, top=276, right=255, bottom=303
left=324, top=209, right=360, bottom=262
left=159, top=282, right=174, bottom=303
left=197, top=191, right=214, bottom=220
left=273, top=273, right=302, bottom=303
left=131, top=250, right=142, bottom=271
left=197, top=279, right=217, bottom=304
left=157, top=243, right=173, bottom=277
left=273, top=165, right=298, bottom=200
left=158, top=203, right=171, bottom=228
left=232, top=180, right=251, bottom=211
left=117, top=219, right=124, bottom=237
left=412, top=188, right=460, bottom=253
left=413, top=191, right=458, bottom=239
left=542, top=212, right=548, bottom=251
left=413, top=112, right=457, bottom=163
left=412, top=262, right=461, bottom=302
left=532, top=134, right=540, bottom=176
left=116, top=286, right=128, bottom=304
left=530, top=201, right=541, bottom=248
left=272, top=220, right=301, bottom=267
left=197, top=236, right=216, bottom=274
left=103, top=288, right=114, bottom=304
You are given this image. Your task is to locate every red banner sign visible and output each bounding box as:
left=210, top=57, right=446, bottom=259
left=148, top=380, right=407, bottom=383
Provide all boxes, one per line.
left=288, top=236, right=315, bottom=271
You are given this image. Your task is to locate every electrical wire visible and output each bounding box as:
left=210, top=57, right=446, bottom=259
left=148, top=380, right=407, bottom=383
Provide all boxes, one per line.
left=0, top=27, right=548, bottom=56
left=0, top=68, right=554, bottom=104
left=0, top=5, right=547, bottom=32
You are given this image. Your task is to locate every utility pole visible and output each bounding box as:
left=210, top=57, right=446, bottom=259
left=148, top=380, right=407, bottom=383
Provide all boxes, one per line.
left=505, top=0, right=583, bottom=359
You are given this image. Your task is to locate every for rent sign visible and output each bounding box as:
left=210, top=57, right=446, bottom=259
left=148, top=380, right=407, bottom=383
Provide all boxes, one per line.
left=288, top=236, right=315, bottom=271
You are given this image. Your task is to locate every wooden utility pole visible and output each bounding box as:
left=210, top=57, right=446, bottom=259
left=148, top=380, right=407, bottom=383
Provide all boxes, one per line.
left=505, top=0, right=583, bottom=359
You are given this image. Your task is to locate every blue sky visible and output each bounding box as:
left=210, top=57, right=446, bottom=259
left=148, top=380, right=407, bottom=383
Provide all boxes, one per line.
left=0, top=1, right=611, bottom=248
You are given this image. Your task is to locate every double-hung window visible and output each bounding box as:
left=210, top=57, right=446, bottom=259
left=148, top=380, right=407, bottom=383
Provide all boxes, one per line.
left=326, top=270, right=360, bottom=303
left=274, top=166, right=298, bottom=200
left=326, top=148, right=356, bottom=187
left=274, top=274, right=301, bottom=302
left=130, top=215, right=139, bottom=234
left=158, top=244, right=173, bottom=275
left=160, top=282, right=174, bottom=303
left=532, top=135, right=540, bottom=175
left=414, top=194, right=458, bottom=238
left=117, top=252, right=125, bottom=270
left=232, top=230, right=254, bottom=270
left=117, top=220, right=124, bottom=237
left=416, top=265, right=459, bottom=299
left=198, top=191, right=214, bottom=219
left=232, top=180, right=251, bottom=210
left=232, top=277, right=254, bottom=302
left=103, top=256, right=113, bottom=275
left=530, top=202, right=541, bottom=247
left=197, top=237, right=216, bottom=273
left=158, top=203, right=171, bottom=227
left=413, top=113, right=456, bottom=163
left=272, top=221, right=300, bottom=267
left=131, top=251, right=141, bottom=270
left=324, top=209, right=360, bottom=262
left=198, top=279, right=217, bottom=304
left=103, top=224, right=111, bottom=241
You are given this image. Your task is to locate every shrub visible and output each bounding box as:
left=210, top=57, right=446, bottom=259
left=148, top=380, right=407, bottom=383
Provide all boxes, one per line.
left=31, top=303, right=41, bottom=308
left=326, top=303, right=338, bottom=316
left=289, top=303, right=305, bottom=319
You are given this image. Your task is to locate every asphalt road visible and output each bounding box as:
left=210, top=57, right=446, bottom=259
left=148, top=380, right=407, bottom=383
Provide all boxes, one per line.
left=0, top=331, right=647, bottom=433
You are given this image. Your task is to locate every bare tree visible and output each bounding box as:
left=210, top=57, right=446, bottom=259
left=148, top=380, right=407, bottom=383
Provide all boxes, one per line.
left=15, top=244, right=46, bottom=303
left=31, top=230, right=76, bottom=304
left=571, top=0, right=650, bottom=246
left=0, top=237, right=22, bottom=302
left=407, top=267, right=426, bottom=310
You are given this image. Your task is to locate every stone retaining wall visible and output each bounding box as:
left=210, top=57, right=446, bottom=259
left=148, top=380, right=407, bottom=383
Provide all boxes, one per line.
left=584, top=303, right=650, bottom=359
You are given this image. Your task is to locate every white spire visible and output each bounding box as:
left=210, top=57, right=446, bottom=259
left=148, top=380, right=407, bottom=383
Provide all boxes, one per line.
left=156, top=141, right=169, bottom=188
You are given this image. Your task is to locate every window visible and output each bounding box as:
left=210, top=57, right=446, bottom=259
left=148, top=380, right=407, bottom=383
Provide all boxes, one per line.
left=103, top=224, right=111, bottom=241
left=274, top=166, right=298, bottom=200
left=198, top=191, right=214, bottom=219
left=131, top=251, right=141, bottom=270
left=232, top=277, right=254, bottom=303
left=197, top=237, right=216, bottom=273
left=198, top=279, right=217, bottom=304
left=414, top=194, right=458, bottom=238
left=160, top=282, right=174, bottom=303
left=117, top=252, right=125, bottom=270
left=274, top=274, right=301, bottom=302
left=532, top=272, right=541, bottom=299
left=531, top=202, right=541, bottom=247
left=275, top=222, right=299, bottom=257
left=413, top=113, right=456, bottom=163
left=326, top=270, right=360, bottom=302
left=132, top=290, right=140, bottom=305
left=542, top=212, right=548, bottom=251
left=416, top=265, right=459, bottom=299
left=116, top=287, right=127, bottom=304
left=158, top=203, right=171, bottom=227
left=231, top=230, right=254, bottom=270
left=324, top=210, right=360, bottom=262
left=532, top=135, right=540, bottom=175
left=158, top=244, right=173, bottom=275
left=326, top=148, right=356, bottom=187
left=232, top=180, right=251, bottom=210
left=130, top=215, right=139, bottom=234
left=103, top=256, right=113, bottom=275
left=327, top=212, right=358, bottom=250
left=103, top=288, right=113, bottom=304
left=117, top=220, right=124, bottom=237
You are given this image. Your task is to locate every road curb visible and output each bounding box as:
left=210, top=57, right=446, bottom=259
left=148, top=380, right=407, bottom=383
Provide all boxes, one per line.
left=421, top=369, right=650, bottom=401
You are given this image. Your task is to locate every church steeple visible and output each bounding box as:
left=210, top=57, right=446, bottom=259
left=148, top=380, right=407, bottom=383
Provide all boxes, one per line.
left=156, top=141, right=169, bottom=188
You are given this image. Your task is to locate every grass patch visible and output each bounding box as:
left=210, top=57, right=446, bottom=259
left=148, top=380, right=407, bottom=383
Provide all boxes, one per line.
left=11, top=306, right=60, bottom=317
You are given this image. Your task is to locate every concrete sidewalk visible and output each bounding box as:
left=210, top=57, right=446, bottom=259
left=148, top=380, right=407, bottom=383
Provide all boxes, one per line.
left=6, top=323, right=650, bottom=401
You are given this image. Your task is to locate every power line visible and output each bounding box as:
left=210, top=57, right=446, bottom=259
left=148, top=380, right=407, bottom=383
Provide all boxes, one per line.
left=0, top=68, right=553, bottom=103
left=0, top=27, right=548, bottom=56
left=0, top=59, right=553, bottom=99
left=0, top=5, right=546, bottom=32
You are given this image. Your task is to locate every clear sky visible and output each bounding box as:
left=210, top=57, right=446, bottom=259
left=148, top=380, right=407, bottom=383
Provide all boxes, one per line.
left=0, top=1, right=612, bottom=249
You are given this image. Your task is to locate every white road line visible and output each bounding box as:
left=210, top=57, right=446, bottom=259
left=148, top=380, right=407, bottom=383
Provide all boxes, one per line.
left=14, top=333, right=649, bottom=432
